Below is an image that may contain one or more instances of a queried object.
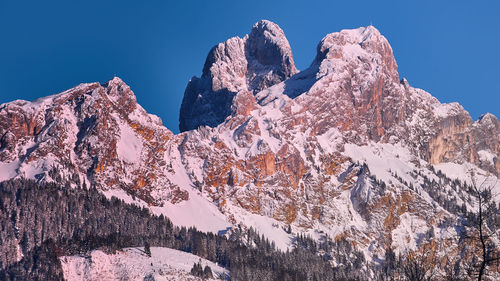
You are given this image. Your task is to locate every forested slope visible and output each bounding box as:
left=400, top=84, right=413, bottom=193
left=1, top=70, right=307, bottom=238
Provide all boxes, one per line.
left=0, top=179, right=343, bottom=281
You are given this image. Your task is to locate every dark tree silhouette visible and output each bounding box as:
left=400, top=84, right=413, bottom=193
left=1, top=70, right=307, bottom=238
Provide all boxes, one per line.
left=144, top=241, right=151, bottom=257
left=399, top=252, right=435, bottom=281
left=464, top=173, right=499, bottom=281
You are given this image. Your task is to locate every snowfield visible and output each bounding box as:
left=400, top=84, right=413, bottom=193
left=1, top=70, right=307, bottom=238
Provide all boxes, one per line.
left=60, top=247, right=228, bottom=281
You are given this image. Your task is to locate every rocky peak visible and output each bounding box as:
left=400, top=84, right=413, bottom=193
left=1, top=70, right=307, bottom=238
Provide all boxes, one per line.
left=471, top=113, right=500, bottom=174
left=179, top=20, right=296, bottom=132
left=245, top=20, right=297, bottom=92
left=101, top=76, right=140, bottom=115
left=259, top=26, right=405, bottom=144
left=314, top=25, right=398, bottom=81
left=0, top=77, right=184, bottom=204
left=1, top=23, right=500, bottom=277
left=247, top=20, right=292, bottom=66
left=477, top=113, right=500, bottom=128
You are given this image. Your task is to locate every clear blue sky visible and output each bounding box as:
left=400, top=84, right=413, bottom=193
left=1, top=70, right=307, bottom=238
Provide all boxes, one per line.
left=1, top=0, right=499, bottom=133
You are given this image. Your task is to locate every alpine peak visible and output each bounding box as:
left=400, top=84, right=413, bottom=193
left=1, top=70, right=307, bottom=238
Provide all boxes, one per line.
left=246, top=19, right=297, bottom=81
left=315, top=25, right=398, bottom=81
left=179, top=20, right=297, bottom=132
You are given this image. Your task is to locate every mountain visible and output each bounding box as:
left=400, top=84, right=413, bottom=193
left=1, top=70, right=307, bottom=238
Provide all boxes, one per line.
left=0, top=20, right=499, bottom=279
left=0, top=78, right=191, bottom=205
left=179, top=20, right=297, bottom=132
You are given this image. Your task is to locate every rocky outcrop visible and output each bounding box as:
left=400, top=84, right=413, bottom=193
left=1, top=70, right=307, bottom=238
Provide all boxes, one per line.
left=292, top=26, right=404, bottom=141
left=471, top=113, right=500, bottom=173
left=179, top=20, right=297, bottom=132
left=423, top=104, right=500, bottom=175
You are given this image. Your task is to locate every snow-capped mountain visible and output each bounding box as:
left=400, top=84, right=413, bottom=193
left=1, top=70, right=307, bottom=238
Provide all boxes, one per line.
left=0, top=78, right=190, bottom=205
left=1, top=20, right=499, bottom=276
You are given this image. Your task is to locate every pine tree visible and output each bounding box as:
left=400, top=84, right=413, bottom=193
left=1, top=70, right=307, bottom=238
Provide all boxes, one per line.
left=190, top=260, right=203, bottom=277
left=203, top=265, right=213, bottom=279
left=144, top=241, right=151, bottom=257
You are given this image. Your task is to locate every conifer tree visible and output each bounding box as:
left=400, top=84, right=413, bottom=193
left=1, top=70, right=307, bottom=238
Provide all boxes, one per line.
left=144, top=241, right=151, bottom=257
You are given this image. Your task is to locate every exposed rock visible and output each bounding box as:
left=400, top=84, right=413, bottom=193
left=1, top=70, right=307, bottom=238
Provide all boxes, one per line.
left=0, top=77, right=185, bottom=205
left=179, top=20, right=297, bottom=132
left=174, top=24, right=500, bottom=251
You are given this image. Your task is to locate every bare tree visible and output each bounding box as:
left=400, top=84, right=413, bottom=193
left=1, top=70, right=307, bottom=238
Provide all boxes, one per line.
left=464, top=172, right=499, bottom=281
left=399, top=251, right=437, bottom=281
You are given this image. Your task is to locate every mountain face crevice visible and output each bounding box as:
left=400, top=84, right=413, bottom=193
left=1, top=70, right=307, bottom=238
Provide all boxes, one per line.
left=1, top=20, right=499, bottom=276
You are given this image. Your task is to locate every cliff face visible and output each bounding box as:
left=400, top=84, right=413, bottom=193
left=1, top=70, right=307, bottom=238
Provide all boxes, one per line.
left=179, top=20, right=297, bottom=132
left=1, top=20, right=499, bottom=274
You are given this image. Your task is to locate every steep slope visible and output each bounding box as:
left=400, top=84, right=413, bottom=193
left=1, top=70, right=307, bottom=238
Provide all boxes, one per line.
left=176, top=23, right=499, bottom=228
left=175, top=22, right=500, bottom=270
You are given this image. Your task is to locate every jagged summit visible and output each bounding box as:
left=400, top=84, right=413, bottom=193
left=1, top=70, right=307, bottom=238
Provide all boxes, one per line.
left=316, top=25, right=382, bottom=60
left=251, top=19, right=284, bottom=36
left=179, top=23, right=403, bottom=133
left=179, top=20, right=296, bottom=132
left=102, top=76, right=126, bottom=87
left=178, top=21, right=499, bottom=176
left=0, top=77, right=179, bottom=204
left=479, top=112, right=499, bottom=124
left=1, top=77, right=132, bottom=111
left=246, top=19, right=297, bottom=83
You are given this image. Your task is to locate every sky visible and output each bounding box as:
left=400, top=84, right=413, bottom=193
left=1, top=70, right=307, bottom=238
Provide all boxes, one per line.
left=0, top=0, right=499, bottom=134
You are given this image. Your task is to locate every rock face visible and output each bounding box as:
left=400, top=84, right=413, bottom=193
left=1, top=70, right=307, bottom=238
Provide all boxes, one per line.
left=179, top=20, right=297, bottom=132
left=0, top=77, right=186, bottom=205
left=1, top=20, right=499, bottom=277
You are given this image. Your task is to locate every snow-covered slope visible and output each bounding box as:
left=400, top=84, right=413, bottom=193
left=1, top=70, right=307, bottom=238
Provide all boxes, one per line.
left=60, top=247, right=228, bottom=281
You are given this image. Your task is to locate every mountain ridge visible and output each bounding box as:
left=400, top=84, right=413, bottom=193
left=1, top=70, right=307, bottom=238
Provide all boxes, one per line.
left=1, top=20, right=499, bottom=279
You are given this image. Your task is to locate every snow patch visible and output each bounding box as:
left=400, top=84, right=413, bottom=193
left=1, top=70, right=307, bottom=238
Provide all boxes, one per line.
left=343, top=142, right=418, bottom=185
left=0, top=161, right=20, bottom=181
left=226, top=202, right=293, bottom=251
left=434, top=162, right=500, bottom=203
left=60, top=247, right=227, bottom=281
left=116, top=121, right=143, bottom=164
left=478, top=150, right=496, bottom=165
left=316, top=127, right=342, bottom=154
left=391, top=212, right=429, bottom=254
left=433, top=102, right=463, bottom=118
left=151, top=147, right=231, bottom=234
